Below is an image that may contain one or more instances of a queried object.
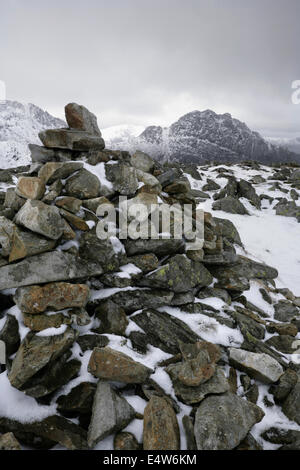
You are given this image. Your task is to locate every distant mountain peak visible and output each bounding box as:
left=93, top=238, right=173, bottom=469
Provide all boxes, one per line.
left=0, top=100, right=65, bottom=168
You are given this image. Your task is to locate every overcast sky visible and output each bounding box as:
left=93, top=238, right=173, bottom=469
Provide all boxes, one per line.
left=1, top=0, right=300, bottom=137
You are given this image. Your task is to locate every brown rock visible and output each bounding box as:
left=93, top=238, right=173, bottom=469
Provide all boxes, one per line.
left=0, top=432, right=22, bottom=450
left=88, top=347, right=153, bottom=383
left=143, top=396, right=180, bottom=450
left=14, top=282, right=90, bottom=314
left=266, top=322, right=298, bottom=337
left=59, top=208, right=89, bottom=231
left=9, top=228, right=56, bottom=262
left=56, top=196, right=82, bottom=214
left=114, top=432, right=140, bottom=450
left=38, top=162, right=83, bottom=184
left=61, top=218, right=76, bottom=240
left=16, top=176, right=45, bottom=200
left=65, top=103, right=101, bottom=136
left=23, top=312, right=71, bottom=331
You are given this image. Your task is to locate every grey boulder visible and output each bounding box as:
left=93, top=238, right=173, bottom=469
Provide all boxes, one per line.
left=87, top=380, right=135, bottom=448
left=15, top=199, right=64, bottom=240
left=194, top=392, right=264, bottom=450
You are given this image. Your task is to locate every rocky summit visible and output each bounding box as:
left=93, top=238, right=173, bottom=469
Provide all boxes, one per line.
left=0, top=103, right=299, bottom=451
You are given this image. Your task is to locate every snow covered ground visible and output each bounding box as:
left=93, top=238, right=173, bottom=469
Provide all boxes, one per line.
left=0, top=161, right=299, bottom=450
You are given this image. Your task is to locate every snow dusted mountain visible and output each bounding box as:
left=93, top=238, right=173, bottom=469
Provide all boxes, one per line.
left=138, top=110, right=300, bottom=164
left=0, top=102, right=299, bottom=168
left=0, top=101, right=65, bottom=168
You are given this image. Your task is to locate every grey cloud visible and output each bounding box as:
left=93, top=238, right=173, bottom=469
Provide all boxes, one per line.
left=1, top=0, right=299, bottom=137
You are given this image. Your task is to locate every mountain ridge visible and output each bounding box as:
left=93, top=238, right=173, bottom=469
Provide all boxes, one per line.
left=0, top=100, right=299, bottom=168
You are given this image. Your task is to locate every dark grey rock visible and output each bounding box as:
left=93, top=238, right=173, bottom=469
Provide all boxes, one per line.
left=65, top=168, right=100, bottom=199
left=39, top=128, right=105, bottom=151
left=138, top=254, right=212, bottom=293
left=132, top=309, right=200, bottom=354
left=213, top=196, right=249, bottom=215
left=0, top=251, right=103, bottom=290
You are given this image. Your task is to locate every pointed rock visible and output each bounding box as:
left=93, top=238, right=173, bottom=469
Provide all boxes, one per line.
left=8, top=327, right=78, bottom=389
left=15, top=199, right=64, bottom=240
left=87, top=380, right=135, bottom=448
left=65, top=103, right=102, bottom=136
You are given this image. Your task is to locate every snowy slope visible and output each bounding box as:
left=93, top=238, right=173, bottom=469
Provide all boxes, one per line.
left=0, top=101, right=65, bottom=168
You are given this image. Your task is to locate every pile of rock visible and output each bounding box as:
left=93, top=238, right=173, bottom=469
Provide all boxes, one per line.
left=0, top=103, right=299, bottom=450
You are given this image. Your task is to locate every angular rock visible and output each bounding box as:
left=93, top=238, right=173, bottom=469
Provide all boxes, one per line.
left=38, top=161, right=83, bottom=184
left=77, top=334, right=109, bottom=352
left=266, top=335, right=299, bottom=354
left=65, top=168, right=100, bottom=199
left=39, top=128, right=105, bottom=151
left=0, top=251, right=103, bottom=290
left=167, top=366, right=229, bottom=405
left=88, top=347, right=152, bottom=383
left=87, top=380, right=135, bottom=448
left=143, top=396, right=180, bottom=450
left=213, top=196, right=249, bottom=215
left=0, top=314, right=20, bottom=356
left=23, top=312, right=71, bottom=332
left=229, top=348, right=283, bottom=384
left=238, top=179, right=261, bottom=209
left=232, top=310, right=265, bottom=340
left=270, top=368, right=298, bottom=403
left=208, top=255, right=278, bottom=291
left=14, top=282, right=90, bottom=314
left=0, top=216, right=16, bottom=256
left=282, top=377, right=300, bottom=424
left=29, top=143, right=73, bottom=164
left=4, top=188, right=25, bottom=212
left=138, top=254, right=212, bottom=293
left=94, top=300, right=128, bottom=335
left=105, top=162, right=138, bottom=195
left=261, top=427, right=300, bottom=450
left=166, top=340, right=221, bottom=388
left=42, top=179, right=63, bottom=203
left=132, top=309, right=200, bottom=354
left=56, top=196, right=82, bottom=214
left=194, top=392, right=264, bottom=450
left=9, top=228, right=56, bottom=262
left=114, top=432, right=140, bottom=450
left=59, top=208, right=89, bottom=231
left=266, top=321, right=298, bottom=337
left=213, top=217, right=242, bottom=245
left=0, top=432, right=21, bottom=450
left=82, top=196, right=111, bottom=213
left=131, top=150, right=154, bottom=173
left=22, top=354, right=81, bottom=398
left=0, top=417, right=55, bottom=449
left=15, top=199, right=64, bottom=240
left=65, top=102, right=101, bottom=135
left=106, top=288, right=174, bottom=314
left=31, top=415, right=88, bottom=450
left=79, top=232, right=121, bottom=272
left=124, top=238, right=185, bottom=257
left=8, top=327, right=78, bottom=389
left=182, top=416, right=197, bottom=450
left=274, top=300, right=299, bottom=322
left=57, top=382, right=96, bottom=416
left=16, top=176, right=45, bottom=200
